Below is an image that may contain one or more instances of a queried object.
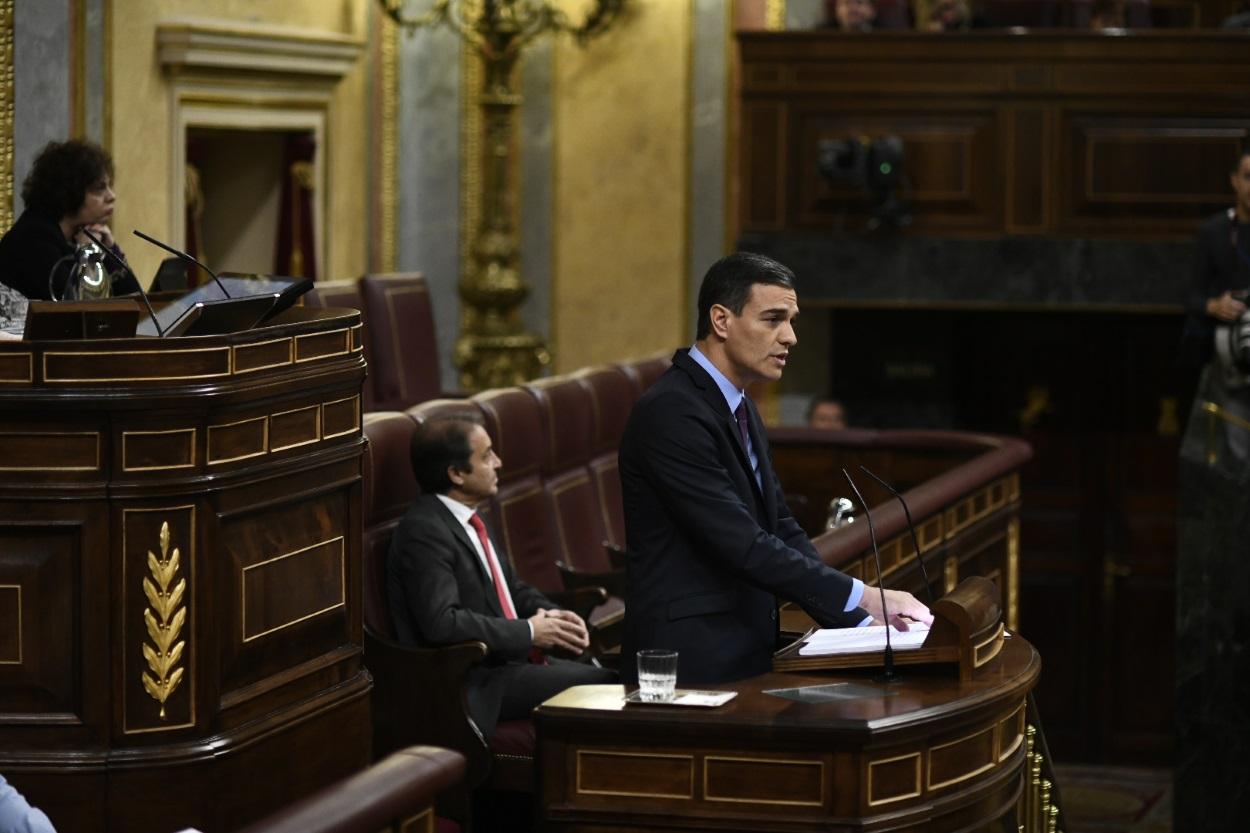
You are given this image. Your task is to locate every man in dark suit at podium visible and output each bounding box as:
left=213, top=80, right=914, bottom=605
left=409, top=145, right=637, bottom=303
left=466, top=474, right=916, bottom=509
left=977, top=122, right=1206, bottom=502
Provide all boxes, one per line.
left=619, top=252, right=932, bottom=685
left=387, top=415, right=614, bottom=739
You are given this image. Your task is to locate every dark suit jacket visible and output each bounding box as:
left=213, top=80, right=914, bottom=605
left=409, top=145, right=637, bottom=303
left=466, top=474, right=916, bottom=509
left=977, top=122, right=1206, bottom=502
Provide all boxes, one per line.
left=387, top=493, right=552, bottom=661
left=619, top=348, right=868, bottom=684
left=0, top=208, right=138, bottom=300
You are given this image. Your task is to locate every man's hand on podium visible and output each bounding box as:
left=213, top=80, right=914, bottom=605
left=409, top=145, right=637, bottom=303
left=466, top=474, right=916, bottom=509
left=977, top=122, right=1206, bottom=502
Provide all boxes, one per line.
left=860, top=587, right=933, bottom=630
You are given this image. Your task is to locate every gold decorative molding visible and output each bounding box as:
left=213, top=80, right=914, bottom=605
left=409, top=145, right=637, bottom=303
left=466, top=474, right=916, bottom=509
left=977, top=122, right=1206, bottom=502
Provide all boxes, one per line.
left=765, top=0, right=787, bottom=30
left=142, top=522, right=188, bottom=720
left=156, top=19, right=364, bottom=79
left=1007, top=517, right=1019, bottom=631
left=0, top=0, right=13, bottom=233
left=575, top=749, right=694, bottom=799
left=240, top=536, right=346, bottom=642
left=866, top=751, right=922, bottom=806
left=380, top=11, right=398, bottom=272
left=703, top=755, right=825, bottom=806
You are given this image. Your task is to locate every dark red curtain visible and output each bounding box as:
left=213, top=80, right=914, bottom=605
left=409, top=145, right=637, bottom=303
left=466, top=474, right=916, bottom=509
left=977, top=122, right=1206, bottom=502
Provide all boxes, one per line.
left=274, top=132, right=317, bottom=280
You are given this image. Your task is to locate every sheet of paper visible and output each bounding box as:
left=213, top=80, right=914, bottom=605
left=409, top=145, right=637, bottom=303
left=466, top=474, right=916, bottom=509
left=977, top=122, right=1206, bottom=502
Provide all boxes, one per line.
left=798, top=622, right=930, bottom=656
left=671, top=690, right=737, bottom=707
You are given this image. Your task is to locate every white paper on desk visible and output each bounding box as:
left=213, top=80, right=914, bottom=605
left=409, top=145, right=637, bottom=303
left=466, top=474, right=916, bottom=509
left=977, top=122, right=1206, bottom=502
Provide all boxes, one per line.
left=798, top=622, right=930, bottom=656
left=672, top=690, right=737, bottom=706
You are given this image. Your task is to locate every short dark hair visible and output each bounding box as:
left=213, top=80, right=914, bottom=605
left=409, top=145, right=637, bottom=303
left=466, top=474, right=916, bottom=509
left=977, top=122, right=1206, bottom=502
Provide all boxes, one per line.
left=805, top=395, right=844, bottom=421
left=21, top=139, right=113, bottom=220
left=695, top=252, right=796, bottom=340
left=409, top=414, right=483, bottom=495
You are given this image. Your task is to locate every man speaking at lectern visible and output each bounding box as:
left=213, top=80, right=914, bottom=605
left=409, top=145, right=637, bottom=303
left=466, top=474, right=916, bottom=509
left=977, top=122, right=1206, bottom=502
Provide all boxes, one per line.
left=619, top=252, right=932, bottom=684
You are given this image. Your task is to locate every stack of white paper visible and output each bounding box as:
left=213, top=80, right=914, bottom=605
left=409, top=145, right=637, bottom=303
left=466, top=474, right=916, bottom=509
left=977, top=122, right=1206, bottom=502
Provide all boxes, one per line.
left=798, top=622, right=930, bottom=656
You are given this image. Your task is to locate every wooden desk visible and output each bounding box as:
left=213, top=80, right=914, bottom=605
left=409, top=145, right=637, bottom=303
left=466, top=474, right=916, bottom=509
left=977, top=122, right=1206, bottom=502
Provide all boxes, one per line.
left=0, top=307, right=369, bottom=832
left=536, top=637, right=1039, bottom=832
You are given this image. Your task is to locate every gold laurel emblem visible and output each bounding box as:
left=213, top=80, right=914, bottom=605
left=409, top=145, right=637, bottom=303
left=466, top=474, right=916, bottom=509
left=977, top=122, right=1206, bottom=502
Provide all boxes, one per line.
left=141, top=522, right=187, bottom=720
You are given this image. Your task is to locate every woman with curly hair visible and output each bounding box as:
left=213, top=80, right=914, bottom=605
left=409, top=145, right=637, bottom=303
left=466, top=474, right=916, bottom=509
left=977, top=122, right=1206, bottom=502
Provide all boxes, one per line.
left=0, top=138, right=138, bottom=300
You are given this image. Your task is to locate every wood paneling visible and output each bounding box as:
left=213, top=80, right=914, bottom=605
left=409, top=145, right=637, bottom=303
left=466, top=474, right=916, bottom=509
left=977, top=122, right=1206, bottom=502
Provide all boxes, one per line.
left=738, top=31, right=1250, bottom=239
left=0, top=308, right=369, bottom=832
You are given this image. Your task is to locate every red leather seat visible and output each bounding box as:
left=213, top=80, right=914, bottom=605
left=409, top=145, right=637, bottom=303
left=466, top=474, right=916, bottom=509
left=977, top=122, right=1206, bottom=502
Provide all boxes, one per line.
left=574, top=365, right=637, bottom=550
left=617, top=350, right=671, bottom=397
left=473, top=387, right=564, bottom=596
left=360, top=273, right=445, bottom=411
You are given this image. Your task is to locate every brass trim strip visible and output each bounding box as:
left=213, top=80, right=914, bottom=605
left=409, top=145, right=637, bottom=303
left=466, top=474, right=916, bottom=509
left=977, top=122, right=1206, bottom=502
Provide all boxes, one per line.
left=1006, top=517, right=1020, bottom=632
left=926, top=727, right=997, bottom=791
left=0, top=0, right=11, bottom=234
left=0, top=584, right=21, bottom=664
left=0, top=431, right=100, bottom=471
left=206, top=416, right=269, bottom=466
left=379, top=11, right=398, bottom=272
left=293, top=328, right=351, bottom=363
left=122, top=505, right=197, bottom=735
left=231, top=336, right=294, bottom=374
left=866, top=751, right=922, bottom=807
left=973, top=622, right=1006, bottom=667
left=43, top=347, right=231, bottom=383
left=321, top=394, right=361, bottom=439
left=703, top=755, right=825, bottom=807
left=999, top=703, right=1026, bottom=761
left=269, top=404, right=322, bottom=452
left=765, top=0, right=787, bottom=30
left=0, top=352, right=33, bottom=383
left=1203, top=399, right=1250, bottom=431
left=240, top=536, right=346, bottom=643
left=574, top=749, right=694, bottom=800
left=398, top=808, right=432, bottom=833
left=122, top=427, right=197, bottom=472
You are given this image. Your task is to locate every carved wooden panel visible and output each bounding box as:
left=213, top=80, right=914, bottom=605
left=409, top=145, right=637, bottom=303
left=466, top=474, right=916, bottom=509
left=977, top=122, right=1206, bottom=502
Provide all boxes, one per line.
left=0, top=523, right=83, bottom=716
left=738, top=32, right=1250, bottom=240
left=219, top=489, right=351, bottom=699
left=1062, top=115, right=1250, bottom=232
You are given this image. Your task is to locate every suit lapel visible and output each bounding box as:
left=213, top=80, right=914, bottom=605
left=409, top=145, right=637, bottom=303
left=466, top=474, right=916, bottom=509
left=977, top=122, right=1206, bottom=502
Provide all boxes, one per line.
left=674, top=350, right=766, bottom=505
left=430, top=496, right=503, bottom=617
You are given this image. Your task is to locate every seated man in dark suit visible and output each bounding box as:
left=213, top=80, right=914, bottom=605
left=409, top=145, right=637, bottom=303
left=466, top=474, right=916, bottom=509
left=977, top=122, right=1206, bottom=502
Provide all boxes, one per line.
left=387, top=414, right=615, bottom=739
left=620, top=252, right=932, bottom=685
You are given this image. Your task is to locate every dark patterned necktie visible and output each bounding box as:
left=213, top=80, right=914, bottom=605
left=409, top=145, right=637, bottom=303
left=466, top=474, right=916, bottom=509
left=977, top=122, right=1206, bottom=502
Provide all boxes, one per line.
left=734, top=399, right=750, bottom=449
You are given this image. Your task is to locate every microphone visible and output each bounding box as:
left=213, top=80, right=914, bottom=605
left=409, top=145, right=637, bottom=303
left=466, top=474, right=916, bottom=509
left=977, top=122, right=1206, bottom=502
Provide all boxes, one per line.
left=132, top=229, right=232, bottom=299
left=79, top=227, right=166, bottom=337
left=842, top=467, right=896, bottom=683
left=859, top=466, right=936, bottom=606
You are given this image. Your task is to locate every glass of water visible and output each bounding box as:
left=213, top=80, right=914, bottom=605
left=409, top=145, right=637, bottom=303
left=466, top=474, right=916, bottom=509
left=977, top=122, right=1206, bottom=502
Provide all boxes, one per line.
left=636, top=649, right=678, bottom=702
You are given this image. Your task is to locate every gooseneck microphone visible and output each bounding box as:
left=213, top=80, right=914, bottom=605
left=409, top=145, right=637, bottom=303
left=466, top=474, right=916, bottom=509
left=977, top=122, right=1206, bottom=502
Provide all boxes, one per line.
left=842, top=467, right=896, bottom=682
left=859, top=466, right=936, bottom=606
left=132, top=229, right=232, bottom=299
left=79, top=227, right=166, bottom=337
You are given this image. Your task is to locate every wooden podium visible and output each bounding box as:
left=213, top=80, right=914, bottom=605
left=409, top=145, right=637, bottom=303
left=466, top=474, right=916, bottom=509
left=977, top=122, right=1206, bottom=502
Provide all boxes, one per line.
left=536, top=582, right=1039, bottom=832
left=0, top=307, right=370, bottom=832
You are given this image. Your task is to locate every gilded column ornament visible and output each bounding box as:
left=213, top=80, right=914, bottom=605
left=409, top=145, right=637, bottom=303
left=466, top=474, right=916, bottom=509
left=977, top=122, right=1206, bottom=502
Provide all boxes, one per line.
left=765, top=0, right=787, bottom=30
left=142, top=522, right=187, bottom=720
left=380, top=11, right=399, bottom=272
left=0, top=0, right=14, bottom=233
left=378, top=0, right=627, bottom=389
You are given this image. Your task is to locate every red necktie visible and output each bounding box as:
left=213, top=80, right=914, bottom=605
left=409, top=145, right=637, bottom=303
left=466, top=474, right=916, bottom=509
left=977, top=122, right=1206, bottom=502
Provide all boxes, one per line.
left=468, top=513, right=546, bottom=664
left=468, top=513, right=516, bottom=619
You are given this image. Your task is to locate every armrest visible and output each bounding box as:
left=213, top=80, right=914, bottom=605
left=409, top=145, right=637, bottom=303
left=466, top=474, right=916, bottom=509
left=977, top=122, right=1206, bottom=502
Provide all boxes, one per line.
left=544, top=585, right=608, bottom=624
left=603, top=542, right=629, bottom=571
left=557, top=560, right=626, bottom=599
left=363, top=626, right=491, bottom=793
